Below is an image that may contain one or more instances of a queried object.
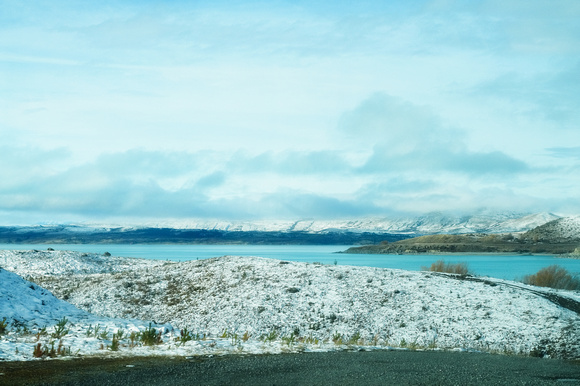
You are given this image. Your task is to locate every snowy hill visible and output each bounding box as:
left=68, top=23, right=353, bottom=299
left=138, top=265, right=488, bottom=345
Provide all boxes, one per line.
left=0, top=249, right=161, bottom=277
left=0, top=265, right=173, bottom=361
left=521, top=216, right=580, bottom=243
left=1, top=251, right=579, bottom=361
left=0, top=267, right=88, bottom=328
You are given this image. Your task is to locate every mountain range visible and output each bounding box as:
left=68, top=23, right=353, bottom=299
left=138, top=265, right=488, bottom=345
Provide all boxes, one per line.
left=0, top=212, right=564, bottom=245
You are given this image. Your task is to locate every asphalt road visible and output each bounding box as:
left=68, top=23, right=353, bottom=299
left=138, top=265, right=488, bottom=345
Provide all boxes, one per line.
left=1, top=350, right=580, bottom=386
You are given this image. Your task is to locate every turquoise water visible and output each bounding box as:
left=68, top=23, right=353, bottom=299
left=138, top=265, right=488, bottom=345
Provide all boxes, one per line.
left=1, top=243, right=579, bottom=281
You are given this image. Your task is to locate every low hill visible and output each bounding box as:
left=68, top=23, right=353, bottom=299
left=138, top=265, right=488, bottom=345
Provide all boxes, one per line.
left=343, top=217, right=580, bottom=255
left=519, top=216, right=580, bottom=244
left=2, top=251, right=579, bottom=359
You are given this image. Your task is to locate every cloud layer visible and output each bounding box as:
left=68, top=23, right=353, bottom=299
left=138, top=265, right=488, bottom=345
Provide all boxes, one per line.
left=1, top=1, right=579, bottom=223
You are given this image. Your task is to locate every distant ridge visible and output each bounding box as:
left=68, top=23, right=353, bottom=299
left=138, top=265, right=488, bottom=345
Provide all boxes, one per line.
left=0, top=212, right=563, bottom=245
left=76, top=211, right=559, bottom=234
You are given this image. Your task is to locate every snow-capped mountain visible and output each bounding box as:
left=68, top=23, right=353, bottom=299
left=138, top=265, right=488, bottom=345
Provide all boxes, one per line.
left=111, top=212, right=561, bottom=234
left=0, top=212, right=563, bottom=245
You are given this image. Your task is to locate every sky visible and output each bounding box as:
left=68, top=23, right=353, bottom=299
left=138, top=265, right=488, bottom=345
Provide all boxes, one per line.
left=1, top=0, right=579, bottom=224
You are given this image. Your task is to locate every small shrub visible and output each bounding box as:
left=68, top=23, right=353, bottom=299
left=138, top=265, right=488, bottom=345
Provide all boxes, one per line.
left=0, top=317, right=8, bottom=335
left=44, top=341, right=57, bottom=358
left=303, top=334, right=319, bottom=345
left=140, top=323, right=163, bottom=346
left=422, top=260, right=470, bottom=275
left=33, top=343, right=45, bottom=358
left=109, top=334, right=120, bottom=351
left=51, top=317, right=69, bottom=339
left=348, top=331, right=362, bottom=345
left=522, top=265, right=580, bottom=291
left=129, top=331, right=138, bottom=347
left=115, top=328, right=125, bottom=340
left=281, top=334, right=295, bottom=346
left=261, top=330, right=277, bottom=343
left=176, top=328, right=193, bottom=345
left=230, top=332, right=240, bottom=346
left=98, top=327, right=109, bottom=340
left=56, top=340, right=71, bottom=356
left=35, top=327, right=47, bottom=341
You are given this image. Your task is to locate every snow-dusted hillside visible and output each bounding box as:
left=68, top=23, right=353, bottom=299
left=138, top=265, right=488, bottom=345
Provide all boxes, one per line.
left=522, top=216, right=580, bottom=243
left=0, top=267, right=88, bottom=328
left=66, top=212, right=561, bottom=234
left=0, top=266, right=170, bottom=362
left=0, top=250, right=161, bottom=277
left=127, top=212, right=561, bottom=234
left=1, top=250, right=579, bottom=361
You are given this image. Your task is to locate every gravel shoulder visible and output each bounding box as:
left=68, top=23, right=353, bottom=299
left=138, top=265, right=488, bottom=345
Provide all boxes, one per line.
left=2, top=350, right=580, bottom=386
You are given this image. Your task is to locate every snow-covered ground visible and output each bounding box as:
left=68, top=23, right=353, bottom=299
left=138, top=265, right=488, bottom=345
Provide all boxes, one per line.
left=1, top=249, right=579, bottom=362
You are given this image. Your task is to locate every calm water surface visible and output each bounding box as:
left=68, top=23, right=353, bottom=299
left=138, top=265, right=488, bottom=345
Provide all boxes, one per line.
left=1, top=243, right=579, bottom=281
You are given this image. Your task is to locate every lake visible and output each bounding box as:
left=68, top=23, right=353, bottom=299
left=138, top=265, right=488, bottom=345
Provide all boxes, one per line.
left=1, top=243, right=579, bottom=281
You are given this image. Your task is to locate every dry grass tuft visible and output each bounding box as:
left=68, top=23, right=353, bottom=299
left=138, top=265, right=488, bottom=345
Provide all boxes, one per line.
left=422, top=260, right=470, bottom=275
left=522, top=265, right=580, bottom=291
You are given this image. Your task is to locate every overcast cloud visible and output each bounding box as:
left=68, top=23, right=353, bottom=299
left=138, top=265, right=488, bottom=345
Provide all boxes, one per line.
left=1, top=0, right=579, bottom=224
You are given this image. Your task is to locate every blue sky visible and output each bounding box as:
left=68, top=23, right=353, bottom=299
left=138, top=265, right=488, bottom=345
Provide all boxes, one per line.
left=1, top=0, right=579, bottom=224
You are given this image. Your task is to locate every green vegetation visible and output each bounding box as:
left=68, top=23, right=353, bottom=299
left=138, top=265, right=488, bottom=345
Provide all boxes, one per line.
left=98, top=327, right=109, bottom=340
left=260, top=330, right=278, bottom=343
left=522, top=265, right=580, bottom=291
left=140, top=323, right=163, bottom=346
left=176, top=328, right=194, bottom=345
left=0, top=317, right=8, bottom=335
left=281, top=334, right=296, bottom=346
left=109, top=333, right=120, bottom=351
left=50, top=317, right=69, bottom=339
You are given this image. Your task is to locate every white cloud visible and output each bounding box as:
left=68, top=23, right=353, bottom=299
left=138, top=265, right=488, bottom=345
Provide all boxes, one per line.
left=1, top=1, right=579, bottom=222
